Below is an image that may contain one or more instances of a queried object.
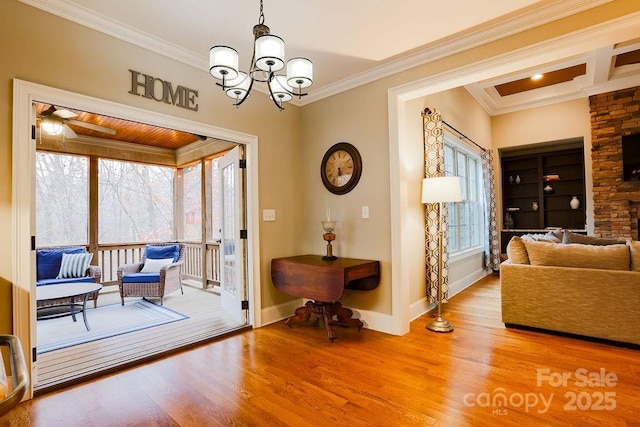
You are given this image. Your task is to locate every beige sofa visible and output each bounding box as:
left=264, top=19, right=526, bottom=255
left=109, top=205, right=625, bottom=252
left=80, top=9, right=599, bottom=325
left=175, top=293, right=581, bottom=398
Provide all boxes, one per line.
left=500, top=237, right=640, bottom=346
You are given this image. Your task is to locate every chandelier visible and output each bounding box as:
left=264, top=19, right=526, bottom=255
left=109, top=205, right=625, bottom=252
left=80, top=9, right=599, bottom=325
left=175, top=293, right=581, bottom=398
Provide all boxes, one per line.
left=209, top=0, right=313, bottom=110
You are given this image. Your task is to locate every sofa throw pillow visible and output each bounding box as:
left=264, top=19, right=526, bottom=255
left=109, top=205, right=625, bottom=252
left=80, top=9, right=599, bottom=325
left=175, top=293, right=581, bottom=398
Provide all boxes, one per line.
left=523, top=239, right=630, bottom=271
left=37, top=246, right=86, bottom=281
left=145, top=244, right=180, bottom=262
left=562, top=230, right=625, bottom=246
left=628, top=240, right=640, bottom=272
left=140, top=258, right=174, bottom=273
left=506, top=236, right=530, bottom=264
left=56, top=252, right=93, bottom=279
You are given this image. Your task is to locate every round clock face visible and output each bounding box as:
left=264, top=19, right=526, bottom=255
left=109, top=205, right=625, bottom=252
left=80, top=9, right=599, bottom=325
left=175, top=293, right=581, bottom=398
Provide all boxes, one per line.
left=321, top=142, right=362, bottom=195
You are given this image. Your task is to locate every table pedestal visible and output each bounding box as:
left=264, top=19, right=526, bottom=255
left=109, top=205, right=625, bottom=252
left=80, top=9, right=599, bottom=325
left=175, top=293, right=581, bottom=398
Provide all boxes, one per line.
left=285, top=300, right=363, bottom=341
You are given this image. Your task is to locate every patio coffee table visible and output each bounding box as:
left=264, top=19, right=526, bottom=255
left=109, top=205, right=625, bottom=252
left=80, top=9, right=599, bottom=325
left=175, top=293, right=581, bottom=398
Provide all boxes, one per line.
left=36, top=283, right=103, bottom=331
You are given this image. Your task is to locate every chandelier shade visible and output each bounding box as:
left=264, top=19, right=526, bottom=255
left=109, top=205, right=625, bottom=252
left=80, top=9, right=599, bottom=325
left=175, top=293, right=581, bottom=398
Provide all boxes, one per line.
left=208, top=0, right=313, bottom=110
left=269, top=75, right=293, bottom=103
left=255, top=34, right=285, bottom=72
left=209, top=46, right=239, bottom=81
left=286, top=57, right=313, bottom=89
left=225, top=71, right=251, bottom=101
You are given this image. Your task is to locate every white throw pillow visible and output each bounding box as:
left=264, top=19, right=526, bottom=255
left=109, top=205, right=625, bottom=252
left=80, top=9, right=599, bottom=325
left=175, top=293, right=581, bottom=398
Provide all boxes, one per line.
left=57, top=253, right=93, bottom=279
left=140, top=258, right=174, bottom=273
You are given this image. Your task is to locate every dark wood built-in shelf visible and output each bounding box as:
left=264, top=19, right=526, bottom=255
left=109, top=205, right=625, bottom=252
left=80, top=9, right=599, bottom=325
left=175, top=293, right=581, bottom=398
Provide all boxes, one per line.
left=500, top=144, right=586, bottom=252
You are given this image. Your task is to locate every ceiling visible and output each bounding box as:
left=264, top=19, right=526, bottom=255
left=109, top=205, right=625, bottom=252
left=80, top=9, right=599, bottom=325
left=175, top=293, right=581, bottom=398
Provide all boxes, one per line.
left=23, top=0, right=640, bottom=146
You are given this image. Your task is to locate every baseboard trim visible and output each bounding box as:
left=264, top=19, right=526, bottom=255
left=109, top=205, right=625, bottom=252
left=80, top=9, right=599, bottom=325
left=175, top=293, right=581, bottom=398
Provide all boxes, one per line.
left=409, top=268, right=492, bottom=322
left=260, top=298, right=303, bottom=327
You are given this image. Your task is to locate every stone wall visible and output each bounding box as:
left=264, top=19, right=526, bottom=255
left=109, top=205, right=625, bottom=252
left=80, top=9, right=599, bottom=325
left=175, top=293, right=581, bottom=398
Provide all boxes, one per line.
left=589, top=86, right=640, bottom=239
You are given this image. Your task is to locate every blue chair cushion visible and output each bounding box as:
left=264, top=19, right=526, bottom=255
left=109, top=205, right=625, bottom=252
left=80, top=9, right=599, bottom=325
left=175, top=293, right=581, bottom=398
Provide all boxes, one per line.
left=122, top=273, right=161, bottom=283
left=36, top=276, right=95, bottom=286
left=145, top=244, right=179, bottom=262
left=36, top=247, right=87, bottom=281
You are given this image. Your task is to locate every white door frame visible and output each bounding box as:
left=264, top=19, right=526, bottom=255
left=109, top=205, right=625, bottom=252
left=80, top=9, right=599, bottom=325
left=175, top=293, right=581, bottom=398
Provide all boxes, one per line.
left=12, top=79, right=263, bottom=398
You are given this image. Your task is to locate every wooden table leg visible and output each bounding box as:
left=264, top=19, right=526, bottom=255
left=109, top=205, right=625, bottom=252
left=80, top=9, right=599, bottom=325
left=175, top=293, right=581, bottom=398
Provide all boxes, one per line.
left=285, top=301, right=314, bottom=327
left=284, top=300, right=363, bottom=341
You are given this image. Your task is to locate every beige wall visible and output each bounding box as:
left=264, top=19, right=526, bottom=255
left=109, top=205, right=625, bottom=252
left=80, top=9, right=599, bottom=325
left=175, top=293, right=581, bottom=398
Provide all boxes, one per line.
left=492, top=98, right=594, bottom=233
left=0, top=1, right=303, bottom=334
left=2, top=0, right=637, bottom=335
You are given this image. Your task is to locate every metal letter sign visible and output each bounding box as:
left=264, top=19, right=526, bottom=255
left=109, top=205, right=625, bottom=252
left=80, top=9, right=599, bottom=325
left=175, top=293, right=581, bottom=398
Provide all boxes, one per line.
left=128, top=69, right=199, bottom=111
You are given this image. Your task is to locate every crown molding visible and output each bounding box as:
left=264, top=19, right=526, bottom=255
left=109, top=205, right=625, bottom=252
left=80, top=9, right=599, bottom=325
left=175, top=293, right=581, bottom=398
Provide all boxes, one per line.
left=18, top=0, right=206, bottom=70
left=19, top=0, right=611, bottom=107
left=299, top=0, right=612, bottom=105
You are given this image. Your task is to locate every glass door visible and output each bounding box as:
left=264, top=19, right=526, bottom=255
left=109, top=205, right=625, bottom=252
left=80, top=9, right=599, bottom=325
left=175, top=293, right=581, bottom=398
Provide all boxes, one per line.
left=218, top=145, right=247, bottom=323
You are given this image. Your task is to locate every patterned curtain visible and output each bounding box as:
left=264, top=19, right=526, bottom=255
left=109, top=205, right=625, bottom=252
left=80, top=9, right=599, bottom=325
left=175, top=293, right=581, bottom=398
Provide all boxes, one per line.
left=481, top=150, right=501, bottom=271
left=422, top=108, right=449, bottom=304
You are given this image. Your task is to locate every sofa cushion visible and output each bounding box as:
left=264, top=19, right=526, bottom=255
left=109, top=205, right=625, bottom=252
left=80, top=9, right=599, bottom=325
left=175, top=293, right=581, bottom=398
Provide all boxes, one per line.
left=37, top=246, right=86, bottom=281
left=57, top=252, right=93, bottom=279
left=140, top=258, right=174, bottom=273
left=122, top=272, right=161, bottom=283
left=506, top=236, right=530, bottom=264
left=628, top=240, right=640, bottom=272
left=562, top=230, right=626, bottom=246
left=523, top=240, right=630, bottom=271
left=37, top=276, right=95, bottom=286
left=145, top=244, right=179, bottom=262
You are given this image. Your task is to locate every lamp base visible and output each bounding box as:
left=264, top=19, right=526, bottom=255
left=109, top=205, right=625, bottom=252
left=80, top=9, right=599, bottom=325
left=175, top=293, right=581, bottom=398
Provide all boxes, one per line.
left=426, top=316, right=454, bottom=333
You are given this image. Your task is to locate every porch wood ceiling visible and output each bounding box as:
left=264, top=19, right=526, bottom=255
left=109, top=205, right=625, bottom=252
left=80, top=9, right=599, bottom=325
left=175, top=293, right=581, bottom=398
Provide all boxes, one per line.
left=35, top=102, right=203, bottom=149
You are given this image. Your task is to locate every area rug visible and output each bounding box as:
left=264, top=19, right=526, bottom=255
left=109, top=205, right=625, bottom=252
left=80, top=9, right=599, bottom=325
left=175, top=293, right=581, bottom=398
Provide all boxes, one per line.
left=37, top=299, right=189, bottom=354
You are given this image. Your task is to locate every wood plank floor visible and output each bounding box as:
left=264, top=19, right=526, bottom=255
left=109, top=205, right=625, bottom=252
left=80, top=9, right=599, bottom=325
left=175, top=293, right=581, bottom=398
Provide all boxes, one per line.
left=34, top=284, right=246, bottom=392
left=5, top=273, right=640, bottom=426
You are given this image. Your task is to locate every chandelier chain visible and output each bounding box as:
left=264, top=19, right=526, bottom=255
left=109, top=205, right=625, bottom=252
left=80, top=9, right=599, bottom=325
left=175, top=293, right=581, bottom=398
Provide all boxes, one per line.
left=258, top=0, right=265, bottom=25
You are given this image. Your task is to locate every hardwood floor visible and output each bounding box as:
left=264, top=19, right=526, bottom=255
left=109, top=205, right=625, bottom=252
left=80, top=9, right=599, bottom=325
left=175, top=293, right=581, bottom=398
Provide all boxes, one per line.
left=34, top=284, right=246, bottom=392
left=4, top=273, right=639, bottom=426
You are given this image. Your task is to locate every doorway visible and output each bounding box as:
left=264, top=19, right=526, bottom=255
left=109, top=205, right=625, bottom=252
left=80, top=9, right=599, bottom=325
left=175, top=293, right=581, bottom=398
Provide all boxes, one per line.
left=13, top=79, right=262, bottom=398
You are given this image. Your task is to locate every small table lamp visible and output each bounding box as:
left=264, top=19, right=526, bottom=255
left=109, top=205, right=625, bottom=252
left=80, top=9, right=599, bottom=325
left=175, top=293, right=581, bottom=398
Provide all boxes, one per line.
left=422, top=175, right=462, bottom=333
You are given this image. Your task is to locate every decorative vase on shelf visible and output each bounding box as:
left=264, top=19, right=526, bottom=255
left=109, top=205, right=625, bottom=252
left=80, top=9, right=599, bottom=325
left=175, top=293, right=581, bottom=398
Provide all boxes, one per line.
left=515, top=175, right=521, bottom=184
left=543, top=184, right=554, bottom=195
left=532, top=201, right=539, bottom=211
left=504, top=212, right=515, bottom=229
left=570, top=196, right=580, bottom=210
left=509, top=175, right=514, bottom=184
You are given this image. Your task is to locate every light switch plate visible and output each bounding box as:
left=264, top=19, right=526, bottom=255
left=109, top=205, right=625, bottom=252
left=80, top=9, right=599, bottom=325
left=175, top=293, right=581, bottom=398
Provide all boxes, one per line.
left=263, top=209, right=276, bottom=221
left=362, top=206, right=369, bottom=219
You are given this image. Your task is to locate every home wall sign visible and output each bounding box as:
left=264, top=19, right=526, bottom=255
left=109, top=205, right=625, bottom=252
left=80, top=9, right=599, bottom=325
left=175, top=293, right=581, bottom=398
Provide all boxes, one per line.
left=128, top=69, right=198, bottom=111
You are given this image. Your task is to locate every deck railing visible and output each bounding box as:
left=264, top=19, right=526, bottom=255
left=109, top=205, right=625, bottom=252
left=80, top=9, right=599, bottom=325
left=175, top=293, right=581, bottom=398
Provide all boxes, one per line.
left=95, top=242, right=220, bottom=288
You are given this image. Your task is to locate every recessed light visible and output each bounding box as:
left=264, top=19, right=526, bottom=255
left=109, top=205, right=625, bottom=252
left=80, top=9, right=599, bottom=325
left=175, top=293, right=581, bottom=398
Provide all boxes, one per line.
left=531, top=74, right=544, bottom=81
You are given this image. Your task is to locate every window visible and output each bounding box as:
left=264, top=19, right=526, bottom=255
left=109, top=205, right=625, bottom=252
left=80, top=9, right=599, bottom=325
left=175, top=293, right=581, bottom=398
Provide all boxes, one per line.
left=182, top=162, right=202, bottom=241
left=36, top=152, right=89, bottom=246
left=99, top=159, right=174, bottom=244
left=443, top=134, right=483, bottom=253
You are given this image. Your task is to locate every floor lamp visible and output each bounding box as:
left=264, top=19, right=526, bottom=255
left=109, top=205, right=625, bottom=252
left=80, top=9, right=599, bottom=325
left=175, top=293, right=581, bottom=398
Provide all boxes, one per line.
left=422, top=175, right=462, bottom=333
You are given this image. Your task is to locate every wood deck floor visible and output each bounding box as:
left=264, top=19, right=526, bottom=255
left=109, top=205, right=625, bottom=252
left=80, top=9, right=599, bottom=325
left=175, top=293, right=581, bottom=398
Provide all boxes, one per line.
left=34, top=284, right=246, bottom=392
left=7, top=273, right=640, bottom=426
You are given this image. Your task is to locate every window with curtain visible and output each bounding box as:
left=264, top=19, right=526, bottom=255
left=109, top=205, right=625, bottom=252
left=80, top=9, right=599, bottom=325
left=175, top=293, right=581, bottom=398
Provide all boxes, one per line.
left=444, top=134, right=483, bottom=253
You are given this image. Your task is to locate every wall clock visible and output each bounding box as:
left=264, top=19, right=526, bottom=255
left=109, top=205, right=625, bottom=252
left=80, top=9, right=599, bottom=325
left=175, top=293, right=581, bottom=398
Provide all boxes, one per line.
left=321, top=142, right=362, bottom=195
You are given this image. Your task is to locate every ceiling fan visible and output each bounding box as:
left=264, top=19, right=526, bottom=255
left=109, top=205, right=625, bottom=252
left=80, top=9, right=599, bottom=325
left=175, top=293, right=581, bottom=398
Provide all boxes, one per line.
left=37, top=105, right=117, bottom=139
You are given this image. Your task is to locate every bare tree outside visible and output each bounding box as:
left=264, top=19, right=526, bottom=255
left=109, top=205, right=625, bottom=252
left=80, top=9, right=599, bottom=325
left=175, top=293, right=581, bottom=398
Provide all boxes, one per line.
left=35, top=152, right=89, bottom=247
left=182, top=162, right=202, bottom=242
left=99, top=159, right=174, bottom=244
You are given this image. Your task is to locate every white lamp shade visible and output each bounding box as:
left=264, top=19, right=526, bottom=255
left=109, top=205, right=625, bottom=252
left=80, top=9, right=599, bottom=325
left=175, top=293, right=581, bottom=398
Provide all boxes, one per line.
left=286, top=57, right=313, bottom=89
left=255, top=34, right=285, bottom=72
left=269, top=75, right=293, bottom=103
left=41, top=120, right=63, bottom=135
left=225, top=72, right=251, bottom=99
left=422, top=176, right=463, bottom=203
left=209, top=46, right=239, bottom=80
